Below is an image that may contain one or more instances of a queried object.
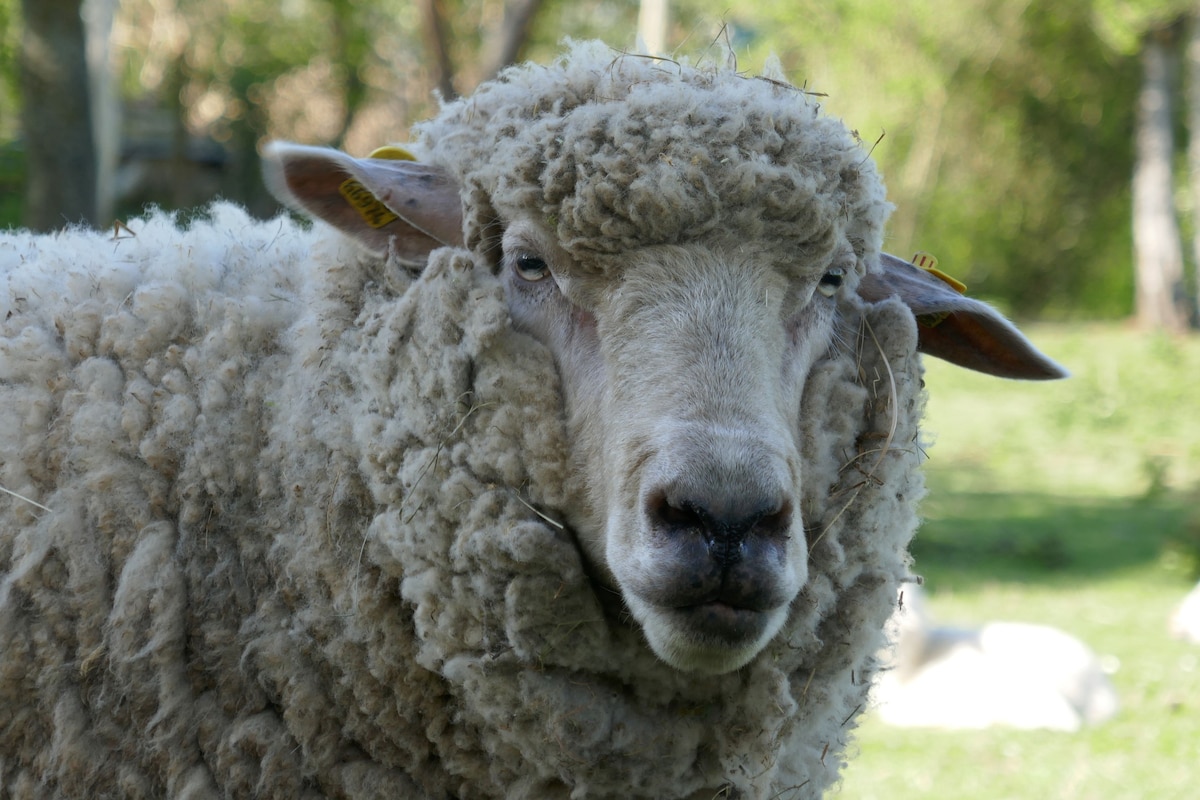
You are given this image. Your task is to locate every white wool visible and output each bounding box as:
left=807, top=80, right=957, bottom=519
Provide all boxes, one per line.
left=0, top=202, right=923, bottom=797
left=0, top=43, right=945, bottom=799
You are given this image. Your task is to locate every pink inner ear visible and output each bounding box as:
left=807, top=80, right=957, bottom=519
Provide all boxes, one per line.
left=860, top=254, right=1067, bottom=381
left=915, top=310, right=1068, bottom=380
left=347, top=159, right=465, bottom=249
left=264, top=144, right=462, bottom=264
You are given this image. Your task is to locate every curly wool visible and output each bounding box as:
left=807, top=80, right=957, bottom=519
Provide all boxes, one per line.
left=416, top=41, right=889, bottom=273
left=2, top=44, right=921, bottom=799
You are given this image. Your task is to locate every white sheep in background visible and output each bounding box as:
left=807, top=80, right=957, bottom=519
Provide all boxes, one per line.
left=871, top=585, right=1119, bottom=731
left=0, top=42, right=1065, bottom=799
left=1171, top=581, right=1200, bottom=643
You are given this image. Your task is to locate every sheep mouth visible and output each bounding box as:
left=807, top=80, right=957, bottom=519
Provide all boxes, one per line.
left=628, top=587, right=793, bottom=673
left=665, top=600, right=773, bottom=645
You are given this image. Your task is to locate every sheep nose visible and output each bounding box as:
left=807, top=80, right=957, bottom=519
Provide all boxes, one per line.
left=649, top=488, right=793, bottom=565
left=638, top=463, right=799, bottom=613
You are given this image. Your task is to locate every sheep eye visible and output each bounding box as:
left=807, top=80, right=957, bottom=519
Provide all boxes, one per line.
left=817, top=268, right=845, bottom=298
left=513, top=253, right=550, bottom=282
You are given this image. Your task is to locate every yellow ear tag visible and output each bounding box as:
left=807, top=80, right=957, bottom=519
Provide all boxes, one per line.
left=911, top=251, right=966, bottom=329
left=337, top=146, right=419, bottom=228
left=367, top=145, right=417, bottom=161
left=338, top=178, right=399, bottom=228
left=911, top=251, right=967, bottom=294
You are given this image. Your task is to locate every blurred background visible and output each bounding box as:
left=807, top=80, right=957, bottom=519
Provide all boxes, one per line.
left=3, top=0, right=1200, bottom=796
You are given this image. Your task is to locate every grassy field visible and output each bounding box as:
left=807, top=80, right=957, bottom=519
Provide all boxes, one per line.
left=837, top=323, right=1200, bottom=799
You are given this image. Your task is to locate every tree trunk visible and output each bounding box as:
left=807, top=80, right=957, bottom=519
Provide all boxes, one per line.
left=419, top=0, right=458, bottom=100
left=1186, top=13, right=1200, bottom=327
left=637, top=0, right=669, bottom=55
left=83, top=0, right=117, bottom=223
left=329, top=0, right=368, bottom=148
left=1133, top=27, right=1190, bottom=333
left=19, top=0, right=97, bottom=230
left=480, top=0, right=545, bottom=83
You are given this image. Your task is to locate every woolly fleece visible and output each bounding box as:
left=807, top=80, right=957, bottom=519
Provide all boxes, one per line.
left=2, top=43, right=922, bottom=799
left=415, top=41, right=889, bottom=275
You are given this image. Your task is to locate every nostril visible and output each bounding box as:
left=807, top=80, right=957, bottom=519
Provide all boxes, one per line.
left=647, top=489, right=793, bottom=544
left=651, top=494, right=709, bottom=532
left=757, top=501, right=793, bottom=537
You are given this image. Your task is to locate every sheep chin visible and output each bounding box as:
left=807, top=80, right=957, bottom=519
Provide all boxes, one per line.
left=627, top=593, right=790, bottom=675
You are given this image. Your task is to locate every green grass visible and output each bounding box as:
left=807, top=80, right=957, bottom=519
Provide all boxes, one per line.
left=837, top=324, right=1200, bottom=799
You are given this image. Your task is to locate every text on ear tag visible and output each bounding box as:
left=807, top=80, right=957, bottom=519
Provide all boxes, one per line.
left=338, top=178, right=399, bottom=228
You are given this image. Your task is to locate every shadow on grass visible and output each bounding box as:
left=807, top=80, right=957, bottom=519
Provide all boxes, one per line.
left=909, top=480, right=1198, bottom=591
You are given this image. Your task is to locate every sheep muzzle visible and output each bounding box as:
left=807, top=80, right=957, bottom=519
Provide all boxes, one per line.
left=614, top=430, right=807, bottom=674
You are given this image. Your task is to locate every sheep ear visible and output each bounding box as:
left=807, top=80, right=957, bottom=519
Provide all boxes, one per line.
left=858, top=252, right=1068, bottom=380
left=262, top=142, right=464, bottom=263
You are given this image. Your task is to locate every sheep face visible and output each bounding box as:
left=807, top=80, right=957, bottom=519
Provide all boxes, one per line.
left=499, top=219, right=859, bottom=673
left=263, top=53, right=1064, bottom=678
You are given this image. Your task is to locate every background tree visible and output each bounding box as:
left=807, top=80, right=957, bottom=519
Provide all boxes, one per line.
left=1094, top=0, right=1195, bottom=331
left=1185, top=12, right=1200, bottom=325
left=1133, top=21, right=1190, bottom=332
left=18, top=0, right=97, bottom=230
left=705, top=0, right=1142, bottom=320
left=100, top=0, right=576, bottom=215
left=1093, top=0, right=1197, bottom=331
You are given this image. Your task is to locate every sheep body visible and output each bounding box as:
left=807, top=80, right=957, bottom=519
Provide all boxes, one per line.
left=2, top=42, right=1057, bottom=798
left=1171, top=580, right=1200, bottom=644
left=1, top=200, right=920, bottom=798
left=871, top=586, right=1118, bottom=731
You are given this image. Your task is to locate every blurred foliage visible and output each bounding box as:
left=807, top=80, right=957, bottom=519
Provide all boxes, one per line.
left=0, top=141, right=21, bottom=222
left=0, top=0, right=18, bottom=140
left=111, top=0, right=426, bottom=148
left=686, top=0, right=1144, bottom=319
left=1092, top=0, right=1195, bottom=53
left=0, top=0, right=1195, bottom=319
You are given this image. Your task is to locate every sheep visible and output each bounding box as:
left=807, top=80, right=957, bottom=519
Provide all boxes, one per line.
left=870, top=585, right=1119, bottom=731
left=0, top=41, right=1066, bottom=799
left=1171, top=580, right=1200, bottom=644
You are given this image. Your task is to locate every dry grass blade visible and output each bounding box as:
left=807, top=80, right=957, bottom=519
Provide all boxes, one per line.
left=809, top=315, right=899, bottom=554
left=344, top=395, right=495, bottom=614
left=515, top=492, right=565, bottom=530
left=0, top=484, right=51, bottom=514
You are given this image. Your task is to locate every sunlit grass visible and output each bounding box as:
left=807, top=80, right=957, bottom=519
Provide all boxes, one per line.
left=917, top=323, right=1200, bottom=498
left=837, top=324, right=1200, bottom=799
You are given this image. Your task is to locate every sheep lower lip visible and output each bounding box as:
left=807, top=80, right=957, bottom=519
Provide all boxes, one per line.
left=669, top=602, right=768, bottom=643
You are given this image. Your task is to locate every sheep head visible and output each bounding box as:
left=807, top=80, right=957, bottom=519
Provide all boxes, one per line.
left=264, top=45, right=1064, bottom=676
